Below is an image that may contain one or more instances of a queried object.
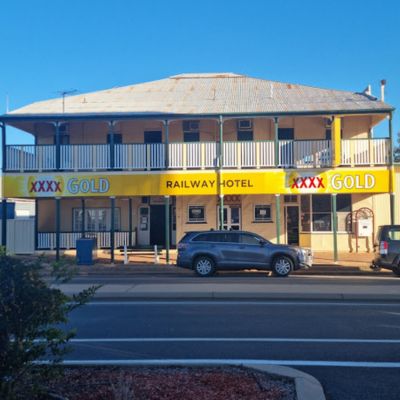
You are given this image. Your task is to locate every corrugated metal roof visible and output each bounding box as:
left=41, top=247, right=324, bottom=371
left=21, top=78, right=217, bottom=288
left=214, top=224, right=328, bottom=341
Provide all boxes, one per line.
left=6, top=73, right=393, bottom=117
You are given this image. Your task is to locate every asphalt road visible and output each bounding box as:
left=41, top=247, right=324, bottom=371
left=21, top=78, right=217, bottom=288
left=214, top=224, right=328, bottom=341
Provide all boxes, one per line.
left=64, top=299, right=400, bottom=400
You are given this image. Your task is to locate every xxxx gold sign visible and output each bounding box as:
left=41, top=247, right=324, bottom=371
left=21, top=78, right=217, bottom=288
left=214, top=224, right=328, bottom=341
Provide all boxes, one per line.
left=3, top=168, right=391, bottom=198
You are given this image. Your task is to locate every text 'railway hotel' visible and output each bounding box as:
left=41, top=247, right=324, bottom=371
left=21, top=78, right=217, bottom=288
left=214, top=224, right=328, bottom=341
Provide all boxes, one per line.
left=1, top=73, right=399, bottom=261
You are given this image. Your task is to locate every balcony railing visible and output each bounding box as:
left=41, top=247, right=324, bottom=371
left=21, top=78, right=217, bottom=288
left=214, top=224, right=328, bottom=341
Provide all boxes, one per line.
left=278, top=140, right=331, bottom=168
left=341, top=139, right=391, bottom=166
left=5, top=138, right=391, bottom=172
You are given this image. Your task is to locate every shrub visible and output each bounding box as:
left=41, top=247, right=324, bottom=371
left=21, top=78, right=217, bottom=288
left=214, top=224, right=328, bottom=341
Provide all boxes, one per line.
left=0, top=254, right=98, bottom=399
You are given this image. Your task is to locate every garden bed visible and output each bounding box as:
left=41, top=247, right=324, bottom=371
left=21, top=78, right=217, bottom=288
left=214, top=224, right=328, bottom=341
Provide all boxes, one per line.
left=46, top=366, right=296, bottom=400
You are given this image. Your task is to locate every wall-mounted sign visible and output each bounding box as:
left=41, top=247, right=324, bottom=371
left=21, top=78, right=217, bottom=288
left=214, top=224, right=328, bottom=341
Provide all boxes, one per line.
left=3, top=168, right=391, bottom=198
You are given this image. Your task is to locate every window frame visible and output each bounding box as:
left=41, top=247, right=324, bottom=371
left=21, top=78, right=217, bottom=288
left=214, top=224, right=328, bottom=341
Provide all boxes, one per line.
left=254, top=204, right=272, bottom=223
left=300, top=194, right=352, bottom=233
left=73, top=207, right=121, bottom=232
left=187, top=205, right=206, bottom=224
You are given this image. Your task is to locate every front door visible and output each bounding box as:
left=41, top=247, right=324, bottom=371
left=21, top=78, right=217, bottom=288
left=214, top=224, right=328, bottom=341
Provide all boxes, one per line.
left=219, top=205, right=241, bottom=230
left=285, top=206, right=299, bottom=245
left=150, top=205, right=165, bottom=246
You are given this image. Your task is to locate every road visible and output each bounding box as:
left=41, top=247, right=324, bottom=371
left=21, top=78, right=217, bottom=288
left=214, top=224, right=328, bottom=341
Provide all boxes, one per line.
left=65, top=298, right=400, bottom=400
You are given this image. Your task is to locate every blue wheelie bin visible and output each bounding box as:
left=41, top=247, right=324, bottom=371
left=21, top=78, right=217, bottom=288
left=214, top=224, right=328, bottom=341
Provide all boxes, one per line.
left=76, top=237, right=97, bottom=265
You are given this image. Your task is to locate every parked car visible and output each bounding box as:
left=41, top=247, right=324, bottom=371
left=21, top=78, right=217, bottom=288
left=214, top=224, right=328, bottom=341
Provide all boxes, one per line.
left=371, top=225, right=400, bottom=277
left=176, top=230, right=312, bottom=277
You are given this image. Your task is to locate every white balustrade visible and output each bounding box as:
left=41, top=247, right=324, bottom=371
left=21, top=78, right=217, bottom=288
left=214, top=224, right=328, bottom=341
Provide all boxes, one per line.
left=7, top=139, right=390, bottom=172
left=6, top=145, right=56, bottom=171
left=341, top=139, right=390, bottom=165
left=279, top=140, right=331, bottom=167
left=61, top=144, right=110, bottom=170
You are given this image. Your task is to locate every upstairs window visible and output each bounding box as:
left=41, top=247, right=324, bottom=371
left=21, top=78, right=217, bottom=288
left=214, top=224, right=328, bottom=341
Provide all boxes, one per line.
left=278, top=128, right=294, bottom=140
left=183, top=120, right=200, bottom=142
left=237, top=119, right=253, bottom=141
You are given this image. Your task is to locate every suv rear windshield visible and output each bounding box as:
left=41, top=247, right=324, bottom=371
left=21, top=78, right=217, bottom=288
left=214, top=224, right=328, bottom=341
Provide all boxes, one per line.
left=387, top=228, right=400, bottom=241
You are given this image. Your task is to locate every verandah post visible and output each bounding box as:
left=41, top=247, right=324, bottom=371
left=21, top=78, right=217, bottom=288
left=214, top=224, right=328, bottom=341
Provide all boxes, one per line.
left=55, top=197, right=61, bottom=261
left=110, top=196, right=115, bottom=264
left=218, top=115, right=224, bottom=229
left=332, top=193, right=338, bottom=263
left=275, top=194, right=281, bottom=244
left=164, top=195, right=170, bottom=263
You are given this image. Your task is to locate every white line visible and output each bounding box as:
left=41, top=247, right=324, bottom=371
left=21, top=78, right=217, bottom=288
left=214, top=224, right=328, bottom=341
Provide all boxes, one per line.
left=38, top=359, right=400, bottom=368
left=86, top=300, right=400, bottom=307
left=69, top=337, right=400, bottom=344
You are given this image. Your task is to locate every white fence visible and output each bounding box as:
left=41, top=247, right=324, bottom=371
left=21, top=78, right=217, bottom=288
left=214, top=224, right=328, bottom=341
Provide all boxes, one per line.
left=37, top=231, right=135, bottom=249
left=0, top=219, right=35, bottom=254
left=341, top=139, right=390, bottom=165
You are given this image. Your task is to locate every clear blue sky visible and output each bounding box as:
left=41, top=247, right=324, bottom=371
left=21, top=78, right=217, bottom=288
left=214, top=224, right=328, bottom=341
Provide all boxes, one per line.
left=1, top=0, right=399, bottom=143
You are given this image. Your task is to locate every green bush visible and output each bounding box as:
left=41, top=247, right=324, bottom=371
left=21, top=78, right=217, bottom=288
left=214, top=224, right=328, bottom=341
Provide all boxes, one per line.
left=0, top=254, right=98, bottom=399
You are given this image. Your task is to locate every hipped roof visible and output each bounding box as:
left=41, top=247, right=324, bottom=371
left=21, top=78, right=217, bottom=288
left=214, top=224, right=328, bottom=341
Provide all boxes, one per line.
left=3, top=73, right=394, bottom=119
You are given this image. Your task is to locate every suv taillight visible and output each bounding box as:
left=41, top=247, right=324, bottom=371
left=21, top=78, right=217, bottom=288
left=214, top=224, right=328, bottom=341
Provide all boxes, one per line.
left=379, top=241, right=388, bottom=255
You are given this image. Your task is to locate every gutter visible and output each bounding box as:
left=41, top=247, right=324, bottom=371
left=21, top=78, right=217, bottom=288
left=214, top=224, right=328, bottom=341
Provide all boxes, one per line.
left=0, top=108, right=395, bottom=123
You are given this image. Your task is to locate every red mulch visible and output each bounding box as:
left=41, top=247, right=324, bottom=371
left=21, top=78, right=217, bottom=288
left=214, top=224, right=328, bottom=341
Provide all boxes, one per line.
left=47, top=366, right=296, bottom=400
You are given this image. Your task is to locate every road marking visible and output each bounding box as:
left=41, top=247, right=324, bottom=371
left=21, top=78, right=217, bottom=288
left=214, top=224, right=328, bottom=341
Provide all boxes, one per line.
left=86, top=300, right=400, bottom=307
left=69, top=337, right=400, bottom=344
left=38, top=359, right=400, bottom=368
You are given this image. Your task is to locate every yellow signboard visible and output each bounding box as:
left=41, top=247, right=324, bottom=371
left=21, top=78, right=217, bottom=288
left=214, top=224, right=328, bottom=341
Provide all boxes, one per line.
left=3, top=168, right=391, bottom=198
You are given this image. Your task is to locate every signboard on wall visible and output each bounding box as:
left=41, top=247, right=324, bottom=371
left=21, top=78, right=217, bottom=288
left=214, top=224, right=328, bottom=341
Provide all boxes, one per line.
left=3, top=168, right=391, bottom=198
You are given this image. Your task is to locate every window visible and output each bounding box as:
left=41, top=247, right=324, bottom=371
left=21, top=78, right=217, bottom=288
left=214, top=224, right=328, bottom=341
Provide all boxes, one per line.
left=284, top=195, right=298, bottom=203
left=107, top=133, right=122, bottom=144
left=73, top=208, right=121, bottom=232
left=188, top=205, right=205, bottom=223
left=54, top=124, right=70, bottom=145
left=237, top=130, right=253, bottom=141
left=183, top=120, right=200, bottom=132
left=278, top=128, right=294, bottom=140
left=184, top=131, right=200, bottom=142
left=254, top=205, right=272, bottom=222
left=192, top=233, right=214, bottom=242
left=388, top=229, right=400, bottom=241
left=300, top=194, right=352, bottom=232
left=144, top=131, right=162, bottom=143
left=312, top=195, right=331, bottom=231
left=239, top=233, right=260, bottom=245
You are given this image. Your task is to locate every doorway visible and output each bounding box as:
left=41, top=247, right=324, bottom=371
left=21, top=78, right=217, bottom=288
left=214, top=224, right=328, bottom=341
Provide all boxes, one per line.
left=285, top=206, right=299, bottom=245
left=150, top=205, right=165, bottom=246
left=218, top=205, right=241, bottom=230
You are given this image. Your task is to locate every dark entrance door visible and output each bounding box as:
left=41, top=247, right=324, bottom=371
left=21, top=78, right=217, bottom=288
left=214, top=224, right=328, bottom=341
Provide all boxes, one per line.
left=285, top=206, right=299, bottom=245
left=150, top=205, right=165, bottom=246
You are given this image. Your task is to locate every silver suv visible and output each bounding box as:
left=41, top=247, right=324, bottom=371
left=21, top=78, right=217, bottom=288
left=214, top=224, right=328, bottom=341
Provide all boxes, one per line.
left=177, top=230, right=312, bottom=277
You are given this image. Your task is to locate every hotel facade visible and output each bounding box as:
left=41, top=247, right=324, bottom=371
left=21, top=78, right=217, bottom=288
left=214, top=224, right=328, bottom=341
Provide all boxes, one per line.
left=1, top=73, right=398, bottom=261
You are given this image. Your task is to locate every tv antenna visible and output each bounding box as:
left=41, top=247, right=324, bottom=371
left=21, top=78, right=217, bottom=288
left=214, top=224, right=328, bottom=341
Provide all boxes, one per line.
left=57, top=89, right=78, bottom=112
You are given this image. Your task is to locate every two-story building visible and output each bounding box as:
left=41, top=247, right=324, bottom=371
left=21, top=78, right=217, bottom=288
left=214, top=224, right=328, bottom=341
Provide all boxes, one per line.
left=0, top=73, right=397, bottom=261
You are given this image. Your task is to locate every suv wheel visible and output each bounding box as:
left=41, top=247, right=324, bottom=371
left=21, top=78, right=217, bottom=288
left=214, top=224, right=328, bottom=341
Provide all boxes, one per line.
left=272, top=256, right=293, bottom=277
left=194, top=256, right=215, bottom=277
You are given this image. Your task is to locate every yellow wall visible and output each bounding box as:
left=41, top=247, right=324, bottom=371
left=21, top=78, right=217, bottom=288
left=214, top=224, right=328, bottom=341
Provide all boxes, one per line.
left=342, top=115, right=372, bottom=139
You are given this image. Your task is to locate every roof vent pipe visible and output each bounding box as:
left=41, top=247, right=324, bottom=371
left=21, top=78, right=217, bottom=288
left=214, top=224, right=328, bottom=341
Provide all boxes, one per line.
left=380, top=79, right=386, bottom=102
left=365, top=84, right=372, bottom=96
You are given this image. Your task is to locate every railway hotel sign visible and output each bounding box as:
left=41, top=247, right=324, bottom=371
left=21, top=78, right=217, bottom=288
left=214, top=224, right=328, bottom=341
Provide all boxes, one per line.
left=4, top=169, right=390, bottom=198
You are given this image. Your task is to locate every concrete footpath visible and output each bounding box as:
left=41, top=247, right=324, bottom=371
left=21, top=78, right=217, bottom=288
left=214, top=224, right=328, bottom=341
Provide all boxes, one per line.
left=55, top=270, right=400, bottom=301
left=56, top=280, right=400, bottom=300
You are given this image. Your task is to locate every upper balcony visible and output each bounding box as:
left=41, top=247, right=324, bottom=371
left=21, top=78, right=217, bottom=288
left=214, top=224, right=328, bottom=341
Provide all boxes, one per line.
left=5, top=138, right=391, bottom=172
